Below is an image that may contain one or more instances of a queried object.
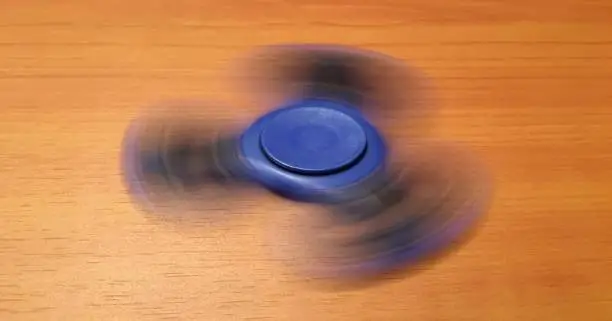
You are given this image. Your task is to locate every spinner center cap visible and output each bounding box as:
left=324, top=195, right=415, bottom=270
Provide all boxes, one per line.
left=260, top=106, right=367, bottom=174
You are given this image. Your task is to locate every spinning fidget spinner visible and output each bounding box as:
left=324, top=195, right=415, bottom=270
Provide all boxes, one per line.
left=122, top=44, right=491, bottom=278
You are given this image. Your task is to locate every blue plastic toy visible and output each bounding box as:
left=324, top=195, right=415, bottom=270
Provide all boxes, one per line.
left=122, top=44, right=490, bottom=279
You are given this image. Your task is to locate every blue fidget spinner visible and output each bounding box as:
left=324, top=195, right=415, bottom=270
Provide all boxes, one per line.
left=122, top=44, right=490, bottom=279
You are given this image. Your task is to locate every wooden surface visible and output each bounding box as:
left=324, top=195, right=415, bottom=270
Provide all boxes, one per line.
left=1, top=1, right=612, bottom=320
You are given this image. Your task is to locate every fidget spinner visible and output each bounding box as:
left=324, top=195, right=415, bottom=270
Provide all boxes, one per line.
left=122, top=45, right=490, bottom=278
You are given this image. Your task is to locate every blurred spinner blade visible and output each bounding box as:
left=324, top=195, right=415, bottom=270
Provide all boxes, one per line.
left=122, top=104, right=252, bottom=218
left=273, top=143, right=491, bottom=278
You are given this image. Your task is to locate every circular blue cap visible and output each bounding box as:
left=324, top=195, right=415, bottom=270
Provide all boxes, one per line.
left=240, top=98, right=387, bottom=203
left=260, top=107, right=366, bottom=174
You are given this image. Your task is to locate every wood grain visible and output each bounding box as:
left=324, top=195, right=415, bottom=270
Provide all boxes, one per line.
left=1, top=1, right=611, bottom=320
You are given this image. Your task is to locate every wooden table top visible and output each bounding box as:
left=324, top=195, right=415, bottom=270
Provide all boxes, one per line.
left=1, top=1, right=611, bottom=320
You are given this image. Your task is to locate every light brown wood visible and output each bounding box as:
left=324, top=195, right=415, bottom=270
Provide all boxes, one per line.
left=1, top=1, right=611, bottom=320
